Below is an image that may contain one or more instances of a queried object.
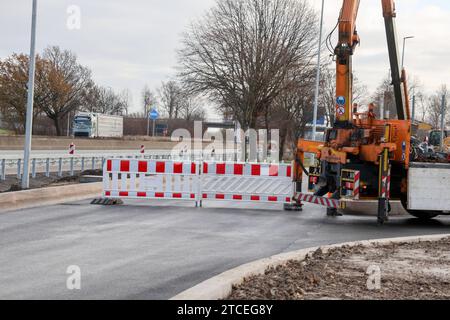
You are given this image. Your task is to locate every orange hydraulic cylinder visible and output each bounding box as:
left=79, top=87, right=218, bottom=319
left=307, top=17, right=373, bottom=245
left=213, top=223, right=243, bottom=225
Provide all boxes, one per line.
left=335, top=0, right=360, bottom=124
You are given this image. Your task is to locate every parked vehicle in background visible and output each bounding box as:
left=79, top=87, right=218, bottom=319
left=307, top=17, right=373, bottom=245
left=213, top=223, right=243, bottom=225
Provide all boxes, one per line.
left=429, top=129, right=449, bottom=152
left=73, top=113, right=123, bottom=138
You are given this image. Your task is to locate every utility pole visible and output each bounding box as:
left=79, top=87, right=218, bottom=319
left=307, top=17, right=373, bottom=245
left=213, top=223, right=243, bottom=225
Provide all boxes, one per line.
left=441, top=94, right=446, bottom=152
left=312, top=0, right=325, bottom=141
left=22, top=0, right=38, bottom=189
left=411, top=94, right=416, bottom=123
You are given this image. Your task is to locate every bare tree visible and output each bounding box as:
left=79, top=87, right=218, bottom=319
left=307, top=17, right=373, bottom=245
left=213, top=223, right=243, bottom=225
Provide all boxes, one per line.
left=83, top=84, right=129, bottom=115
left=178, top=0, right=318, bottom=130
left=271, top=73, right=317, bottom=159
left=412, top=91, right=428, bottom=123
left=406, top=76, right=428, bottom=123
left=427, top=85, right=449, bottom=129
left=119, top=89, right=132, bottom=116
left=372, top=76, right=395, bottom=119
left=142, top=85, right=157, bottom=117
left=179, top=93, right=207, bottom=121
left=372, top=73, right=428, bottom=121
left=40, top=46, right=92, bottom=135
left=158, top=81, right=183, bottom=119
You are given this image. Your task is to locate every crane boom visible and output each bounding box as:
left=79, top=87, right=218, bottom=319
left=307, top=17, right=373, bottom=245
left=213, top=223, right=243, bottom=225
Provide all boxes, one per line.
left=334, top=0, right=360, bottom=126
left=334, top=0, right=409, bottom=123
left=382, top=0, right=408, bottom=120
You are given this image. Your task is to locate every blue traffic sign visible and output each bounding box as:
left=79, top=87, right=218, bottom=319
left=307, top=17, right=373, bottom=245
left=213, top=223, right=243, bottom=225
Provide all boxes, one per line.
left=149, top=109, right=159, bottom=120
left=336, top=96, right=346, bottom=106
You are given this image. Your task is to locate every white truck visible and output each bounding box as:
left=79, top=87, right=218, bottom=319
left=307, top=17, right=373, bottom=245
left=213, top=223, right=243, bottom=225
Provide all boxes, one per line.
left=72, top=113, right=123, bottom=138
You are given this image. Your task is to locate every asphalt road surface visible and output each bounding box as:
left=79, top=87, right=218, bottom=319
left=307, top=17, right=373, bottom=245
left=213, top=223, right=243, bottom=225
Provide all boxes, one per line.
left=0, top=199, right=449, bottom=300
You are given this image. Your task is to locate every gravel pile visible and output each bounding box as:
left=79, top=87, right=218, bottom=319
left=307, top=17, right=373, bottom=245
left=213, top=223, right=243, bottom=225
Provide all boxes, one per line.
left=228, top=238, right=450, bottom=300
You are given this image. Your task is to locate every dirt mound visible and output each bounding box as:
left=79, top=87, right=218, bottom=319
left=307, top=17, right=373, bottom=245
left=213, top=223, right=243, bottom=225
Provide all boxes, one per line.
left=228, top=238, right=450, bottom=300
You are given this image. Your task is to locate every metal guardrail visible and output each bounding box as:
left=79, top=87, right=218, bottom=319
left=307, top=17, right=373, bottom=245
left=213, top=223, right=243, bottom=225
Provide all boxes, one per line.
left=1, top=156, right=106, bottom=180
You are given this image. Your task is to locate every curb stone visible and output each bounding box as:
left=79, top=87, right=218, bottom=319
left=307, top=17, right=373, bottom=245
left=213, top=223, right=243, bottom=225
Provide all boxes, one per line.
left=0, top=182, right=102, bottom=213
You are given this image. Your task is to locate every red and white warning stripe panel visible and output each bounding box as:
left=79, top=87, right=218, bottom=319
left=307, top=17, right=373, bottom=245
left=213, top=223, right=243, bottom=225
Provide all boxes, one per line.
left=295, top=193, right=340, bottom=209
left=202, top=193, right=291, bottom=203
left=202, top=162, right=292, bottom=178
left=103, top=159, right=200, bottom=203
left=105, top=159, right=198, bottom=175
left=353, top=171, right=361, bottom=200
left=105, top=191, right=197, bottom=200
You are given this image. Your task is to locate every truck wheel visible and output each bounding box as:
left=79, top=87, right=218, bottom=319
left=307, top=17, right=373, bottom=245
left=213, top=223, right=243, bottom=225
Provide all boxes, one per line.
left=326, top=208, right=342, bottom=217
left=407, top=211, right=439, bottom=220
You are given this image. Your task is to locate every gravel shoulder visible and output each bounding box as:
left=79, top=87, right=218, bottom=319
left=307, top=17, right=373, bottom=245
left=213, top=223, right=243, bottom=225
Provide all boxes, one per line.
left=228, top=237, right=450, bottom=300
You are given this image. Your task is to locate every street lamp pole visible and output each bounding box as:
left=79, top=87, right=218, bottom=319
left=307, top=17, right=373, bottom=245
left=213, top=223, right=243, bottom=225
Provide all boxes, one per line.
left=22, top=0, right=38, bottom=189
left=312, top=0, right=325, bottom=141
left=401, top=36, right=414, bottom=69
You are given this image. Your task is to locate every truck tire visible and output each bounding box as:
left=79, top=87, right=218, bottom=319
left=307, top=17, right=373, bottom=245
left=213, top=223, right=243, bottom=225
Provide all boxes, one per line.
left=407, top=211, right=439, bottom=220
left=400, top=195, right=440, bottom=220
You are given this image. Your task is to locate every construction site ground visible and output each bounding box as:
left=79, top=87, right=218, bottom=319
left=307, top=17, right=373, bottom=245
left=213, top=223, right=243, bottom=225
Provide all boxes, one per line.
left=0, top=170, right=101, bottom=193
left=228, top=237, right=450, bottom=300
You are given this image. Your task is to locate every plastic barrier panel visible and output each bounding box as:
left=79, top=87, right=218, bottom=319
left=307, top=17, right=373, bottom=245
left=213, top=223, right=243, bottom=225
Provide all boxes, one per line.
left=200, top=162, right=293, bottom=204
left=103, top=159, right=200, bottom=204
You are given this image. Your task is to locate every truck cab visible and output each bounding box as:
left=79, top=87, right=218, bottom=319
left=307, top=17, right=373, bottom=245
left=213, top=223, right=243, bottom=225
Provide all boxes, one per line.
left=73, top=113, right=95, bottom=138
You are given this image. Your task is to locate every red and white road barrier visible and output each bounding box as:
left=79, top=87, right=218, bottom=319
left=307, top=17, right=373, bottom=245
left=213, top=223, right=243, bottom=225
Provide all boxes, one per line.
left=201, top=162, right=293, bottom=204
left=69, top=143, right=75, bottom=155
left=295, top=193, right=341, bottom=209
left=103, top=159, right=200, bottom=203
left=140, top=145, right=145, bottom=154
left=102, top=159, right=294, bottom=206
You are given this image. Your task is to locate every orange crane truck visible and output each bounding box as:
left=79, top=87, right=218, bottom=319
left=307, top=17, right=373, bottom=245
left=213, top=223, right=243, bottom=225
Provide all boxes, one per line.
left=292, top=0, right=450, bottom=224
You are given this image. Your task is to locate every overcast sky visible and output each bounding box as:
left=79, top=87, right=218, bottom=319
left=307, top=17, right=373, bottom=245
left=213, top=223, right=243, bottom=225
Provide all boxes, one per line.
left=1, top=0, right=449, bottom=116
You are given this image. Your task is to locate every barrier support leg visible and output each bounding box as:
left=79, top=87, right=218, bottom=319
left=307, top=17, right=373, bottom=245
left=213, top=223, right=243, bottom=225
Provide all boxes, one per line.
left=91, top=198, right=124, bottom=206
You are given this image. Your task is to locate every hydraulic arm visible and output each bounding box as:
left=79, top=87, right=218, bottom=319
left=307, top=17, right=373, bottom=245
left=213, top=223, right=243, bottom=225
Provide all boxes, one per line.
left=335, top=0, right=360, bottom=126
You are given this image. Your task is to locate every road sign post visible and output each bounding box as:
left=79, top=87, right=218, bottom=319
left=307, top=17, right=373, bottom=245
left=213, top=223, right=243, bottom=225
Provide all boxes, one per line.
left=149, top=109, right=159, bottom=137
